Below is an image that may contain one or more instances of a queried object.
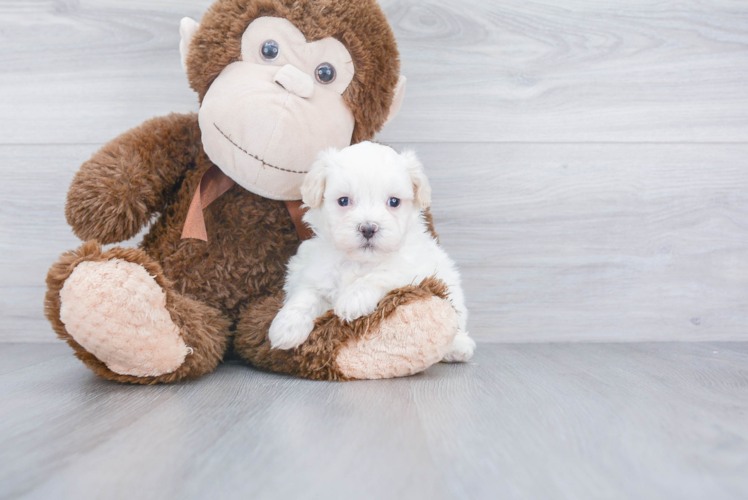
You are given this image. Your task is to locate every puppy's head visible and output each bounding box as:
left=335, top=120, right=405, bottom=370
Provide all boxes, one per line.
left=301, top=141, right=431, bottom=262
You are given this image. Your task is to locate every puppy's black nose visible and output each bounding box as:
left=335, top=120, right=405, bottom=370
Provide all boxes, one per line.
left=359, top=223, right=378, bottom=240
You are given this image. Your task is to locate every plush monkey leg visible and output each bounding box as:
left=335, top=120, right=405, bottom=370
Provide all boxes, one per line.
left=45, top=241, right=232, bottom=384
left=234, top=277, right=457, bottom=381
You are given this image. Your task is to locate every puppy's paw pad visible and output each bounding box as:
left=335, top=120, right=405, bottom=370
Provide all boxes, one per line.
left=334, top=287, right=381, bottom=322
left=269, top=310, right=315, bottom=350
left=442, top=334, right=476, bottom=363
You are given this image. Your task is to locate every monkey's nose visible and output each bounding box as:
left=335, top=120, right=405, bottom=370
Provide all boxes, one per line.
left=359, top=223, right=379, bottom=240
left=273, top=64, right=315, bottom=99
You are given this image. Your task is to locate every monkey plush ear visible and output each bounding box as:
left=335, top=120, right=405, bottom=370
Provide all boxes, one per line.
left=180, top=18, right=200, bottom=73
left=384, top=76, right=407, bottom=125
left=300, top=153, right=331, bottom=209
left=401, top=150, right=431, bottom=209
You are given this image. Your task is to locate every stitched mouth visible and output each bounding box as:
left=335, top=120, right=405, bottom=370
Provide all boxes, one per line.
left=213, top=123, right=308, bottom=174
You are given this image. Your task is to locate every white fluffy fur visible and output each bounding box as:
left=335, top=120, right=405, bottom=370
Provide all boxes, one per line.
left=269, top=141, right=475, bottom=362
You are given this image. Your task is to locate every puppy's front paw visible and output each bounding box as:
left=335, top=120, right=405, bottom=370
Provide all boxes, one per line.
left=334, top=286, right=382, bottom=322
left=268, top=308, right=315, bottom=350
left=442, top=333, right=476, bottom=363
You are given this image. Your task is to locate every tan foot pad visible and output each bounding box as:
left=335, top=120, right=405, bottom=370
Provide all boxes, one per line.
left=60, top=259, right=189, bottom=377
left=336, top=296, right=458, bottom=380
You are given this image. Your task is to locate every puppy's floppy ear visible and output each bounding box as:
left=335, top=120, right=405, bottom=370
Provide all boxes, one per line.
left=400, top=150, right=432, bottom=209
left=301, top=149, right=334, bottom=208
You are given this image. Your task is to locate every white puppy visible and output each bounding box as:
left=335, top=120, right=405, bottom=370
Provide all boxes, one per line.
left=268, top=141, right=475, bottom=362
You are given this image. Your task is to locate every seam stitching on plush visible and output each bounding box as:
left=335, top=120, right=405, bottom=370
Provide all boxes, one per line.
left=213, top=122, right=308, bottom=174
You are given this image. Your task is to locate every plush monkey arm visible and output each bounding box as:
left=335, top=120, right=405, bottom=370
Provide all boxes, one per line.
left=65, top=113, right=202, bottom=244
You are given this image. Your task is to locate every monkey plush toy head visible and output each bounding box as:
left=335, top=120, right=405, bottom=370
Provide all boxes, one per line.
left=179, top=0, right=407, bottom=201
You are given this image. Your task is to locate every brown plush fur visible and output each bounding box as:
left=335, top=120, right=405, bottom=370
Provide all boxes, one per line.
left=45, top=240, right=232, bottom=384
left=45, top=0, right=444, bottom=384
left=66, top=113, right=202, bottom=245
left=187, top=0, right=401, bottom=144
left=235, top=276, right=449, bottom=381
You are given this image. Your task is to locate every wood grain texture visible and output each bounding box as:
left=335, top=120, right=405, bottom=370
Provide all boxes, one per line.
left=0, top=343, right=69, bottom=376
left=3, top=143, right=746, bottom=342
left=1, top=342, right=746, bottom=500
left=420, top=142, right=748, bottom=342
left=1, top=1, right=747, bottom=342
left=1, top=0, right=747, bottom=144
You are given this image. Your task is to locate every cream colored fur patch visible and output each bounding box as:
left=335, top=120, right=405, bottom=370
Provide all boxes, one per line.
left=59, top=259, right=189, bottom=377
left=336, top=297, right=457, bottom=379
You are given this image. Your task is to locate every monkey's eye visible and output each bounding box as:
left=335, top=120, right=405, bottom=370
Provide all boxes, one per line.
left=388, top=197, right=400, bottom=208
left=261, top=40, right=279, bottom=61
left=338, top=197, right=350, bottom=207
left=315, top=63, right=336, bottom=84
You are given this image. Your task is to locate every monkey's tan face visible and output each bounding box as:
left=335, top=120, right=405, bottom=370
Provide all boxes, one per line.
left=198, top=17, right=356, bottom=200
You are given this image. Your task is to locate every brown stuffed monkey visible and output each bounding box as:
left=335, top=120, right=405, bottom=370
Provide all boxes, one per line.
left=44, top=0, right=459, bottom=384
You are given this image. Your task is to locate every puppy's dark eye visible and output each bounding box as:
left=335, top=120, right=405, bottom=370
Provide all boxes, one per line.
left=315, top=63, right=336, bottom=84
left=261, top=40, right=279, bottom=61
left=338, top=197, right=350, bottom=207
left=388, top=197, right=400, bottom=208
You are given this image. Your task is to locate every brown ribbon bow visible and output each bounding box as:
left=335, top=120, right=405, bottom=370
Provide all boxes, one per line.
left=181, top=165, right=313, bottom=242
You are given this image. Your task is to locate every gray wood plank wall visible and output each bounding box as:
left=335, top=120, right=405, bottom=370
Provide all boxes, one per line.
left=1, top=0, right=747, bottom=342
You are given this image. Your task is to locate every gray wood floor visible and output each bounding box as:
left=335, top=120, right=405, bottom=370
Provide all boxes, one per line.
left=1, top=342, right=747, bottom=500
